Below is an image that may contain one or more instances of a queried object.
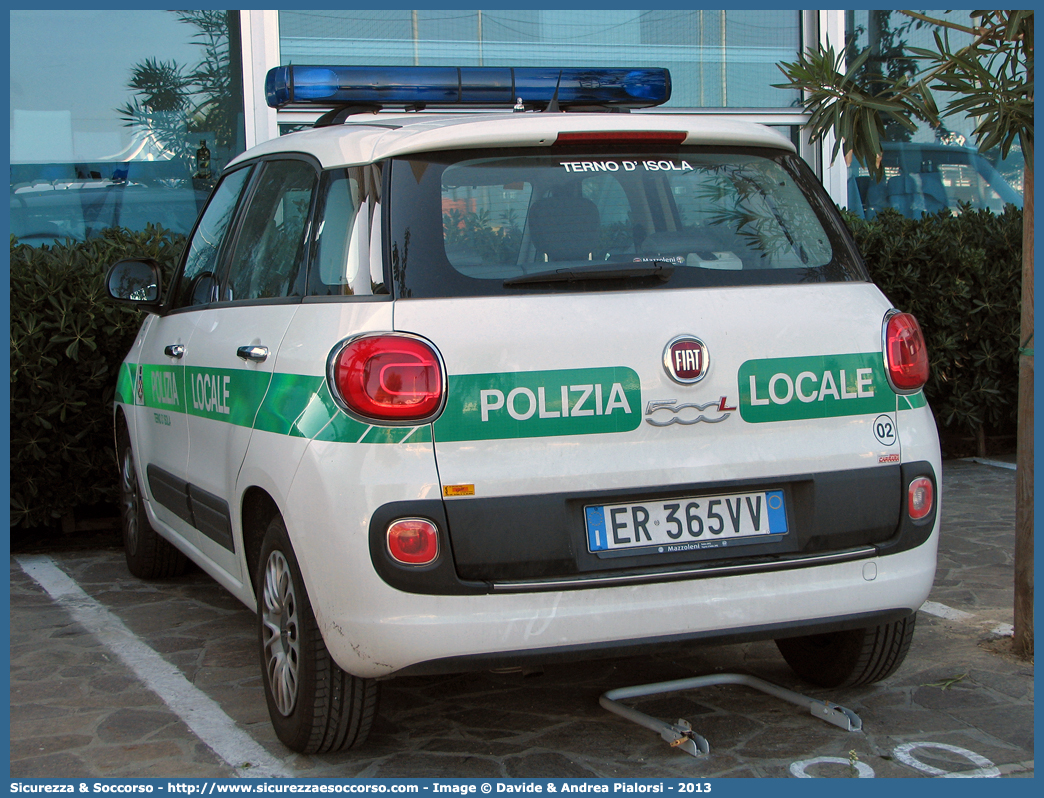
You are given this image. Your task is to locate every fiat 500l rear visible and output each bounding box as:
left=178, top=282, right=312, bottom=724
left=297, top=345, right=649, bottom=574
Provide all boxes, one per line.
left=283, top=141, right=941, bottom=747
left=287, top=138, right=940, bottom=688
left=107, top=66, right=940, bottom=755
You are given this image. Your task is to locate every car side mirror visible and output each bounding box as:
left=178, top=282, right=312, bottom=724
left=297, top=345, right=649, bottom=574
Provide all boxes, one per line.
left=106, top=258, right=164, bottom=311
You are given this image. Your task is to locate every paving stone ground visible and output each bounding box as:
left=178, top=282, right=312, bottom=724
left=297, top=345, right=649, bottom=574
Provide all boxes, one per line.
left=9, top=459, right=1033, bottom=779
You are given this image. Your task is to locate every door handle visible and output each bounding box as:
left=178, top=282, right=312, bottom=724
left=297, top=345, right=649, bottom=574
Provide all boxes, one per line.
left=237, top=345, right=269, bottom=363
left=164, top=344, right=185, bottom=359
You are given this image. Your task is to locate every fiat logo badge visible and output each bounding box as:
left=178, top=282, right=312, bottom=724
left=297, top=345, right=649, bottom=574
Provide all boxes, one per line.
left=663, top=335, right=709, bottom=384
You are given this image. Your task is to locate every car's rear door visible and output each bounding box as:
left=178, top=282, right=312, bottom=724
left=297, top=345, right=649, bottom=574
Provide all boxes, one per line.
left=387, top=144, right=904, bottom=581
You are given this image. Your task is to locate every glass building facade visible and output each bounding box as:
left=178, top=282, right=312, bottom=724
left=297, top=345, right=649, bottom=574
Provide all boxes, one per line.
left=277, top=10, right=803, bottom=109
left=9, top=10, right=245, bottom=246
left=8, top=9, right=1025, bottom=248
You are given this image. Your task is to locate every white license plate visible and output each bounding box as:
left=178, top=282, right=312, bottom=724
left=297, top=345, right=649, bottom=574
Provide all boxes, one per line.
left=585, top=490, right=787, bottom=555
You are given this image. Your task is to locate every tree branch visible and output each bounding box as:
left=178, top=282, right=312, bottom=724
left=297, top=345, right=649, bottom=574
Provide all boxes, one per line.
left=899, top=10, right=986, bottom=38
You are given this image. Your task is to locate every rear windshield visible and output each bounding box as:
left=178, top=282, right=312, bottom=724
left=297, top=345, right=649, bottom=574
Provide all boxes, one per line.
left=386, top=147, right=866, bottom=298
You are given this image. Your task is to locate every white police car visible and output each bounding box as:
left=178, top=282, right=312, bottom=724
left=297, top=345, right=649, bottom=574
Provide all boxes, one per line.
left=106, top=66, right=940, bottom=754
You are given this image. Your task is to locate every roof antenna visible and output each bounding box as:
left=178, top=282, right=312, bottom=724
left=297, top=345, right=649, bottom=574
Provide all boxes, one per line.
left=544, top=70, right=563, bottom=113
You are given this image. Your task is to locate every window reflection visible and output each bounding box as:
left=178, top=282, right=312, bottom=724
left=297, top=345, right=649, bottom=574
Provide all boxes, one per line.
left=9, top=10, right=245, bottom=247
left=844, top=10, right=1025, bottom=218
left=176, top=167, right=252, bottom=309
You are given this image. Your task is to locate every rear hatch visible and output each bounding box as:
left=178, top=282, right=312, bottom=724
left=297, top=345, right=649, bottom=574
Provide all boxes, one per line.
left=387, top=143, right=904, bottom=582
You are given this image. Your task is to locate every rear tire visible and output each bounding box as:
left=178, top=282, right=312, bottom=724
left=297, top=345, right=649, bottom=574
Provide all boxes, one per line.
left=117, top=423, right=188, bottom=579
left=775, top=614, right=916, bottom=688
left=256, top=515, right=379, bottom=753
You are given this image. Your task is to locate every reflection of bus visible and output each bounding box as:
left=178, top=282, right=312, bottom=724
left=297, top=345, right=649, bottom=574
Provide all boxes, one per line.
left=849, top=142, right=1023, bottom=219
left=10, top=180, right=209, bottom=247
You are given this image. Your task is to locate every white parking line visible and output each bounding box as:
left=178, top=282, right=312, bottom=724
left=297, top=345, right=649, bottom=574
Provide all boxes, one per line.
left=962, top=457, right=1017, bottom=471
left=15, top=554, right=294, bottom=779
left=920, top=600, right=975, bottom=622
left=920, top=600, right=1013, bottom=638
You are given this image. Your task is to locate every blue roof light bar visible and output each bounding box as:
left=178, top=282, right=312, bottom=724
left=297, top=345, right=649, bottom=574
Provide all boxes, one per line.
left=265, top=66, right=671, bottom=111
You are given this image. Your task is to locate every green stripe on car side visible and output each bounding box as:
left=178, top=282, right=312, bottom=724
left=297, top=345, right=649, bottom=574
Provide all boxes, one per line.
left=121, top=357, right=918, bottom=441
left=360, top=425, right=426, bottom=445
left=401, top=425, right=432, bottom=443
left=115, top=362, right=136, bottom=407
left=898, top=391, right=927, bottom=410
left=118, top=363, right=430, bottom=445
left=253, top=373, right=327, bottom=436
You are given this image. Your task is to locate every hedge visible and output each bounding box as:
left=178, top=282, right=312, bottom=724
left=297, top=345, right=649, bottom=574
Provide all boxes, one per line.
left=8, top=207, right=1022, bottom=529
left=9, top=227, right=185, bottom=529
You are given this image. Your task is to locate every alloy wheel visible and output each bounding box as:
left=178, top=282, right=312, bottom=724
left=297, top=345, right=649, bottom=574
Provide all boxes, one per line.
left=261, top=550, right=301, bottom=716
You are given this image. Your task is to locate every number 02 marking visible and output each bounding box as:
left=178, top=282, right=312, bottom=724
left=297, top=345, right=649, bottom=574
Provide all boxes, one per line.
left=873, top=414, right=897, bottom=446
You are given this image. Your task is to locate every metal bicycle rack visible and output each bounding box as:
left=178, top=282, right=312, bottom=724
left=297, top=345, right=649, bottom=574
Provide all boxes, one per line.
left=600, top=673, right=862, bottom=758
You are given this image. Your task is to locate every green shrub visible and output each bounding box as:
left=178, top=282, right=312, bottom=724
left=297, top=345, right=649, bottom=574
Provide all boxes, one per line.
left=844, top=205, right=1023, bottom=444
left=10, top=227, right=185, bottom=528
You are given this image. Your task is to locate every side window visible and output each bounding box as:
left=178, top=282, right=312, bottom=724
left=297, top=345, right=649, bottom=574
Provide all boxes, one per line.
left=309, top=169, right=363, bottom=295
left=174, top=166, right=252, bottom=309
left=308, top=165, right=387, bottom=297
left=224, top=159, right=317, bottom=302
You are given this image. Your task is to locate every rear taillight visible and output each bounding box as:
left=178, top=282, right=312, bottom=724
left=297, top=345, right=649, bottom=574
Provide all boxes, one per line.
left=328, top=333, right=445, bottom=423
left=387, top=519, right=439, bottom=565
left=908, top=477, right=934, bottom=520
left=883, top=311, right=929, bottom=393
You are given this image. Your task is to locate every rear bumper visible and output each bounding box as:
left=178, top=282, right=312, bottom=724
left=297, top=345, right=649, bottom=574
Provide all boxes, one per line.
left=394, top=606, right=916, bottom=676
left=306, top=525, right=937, bottom=678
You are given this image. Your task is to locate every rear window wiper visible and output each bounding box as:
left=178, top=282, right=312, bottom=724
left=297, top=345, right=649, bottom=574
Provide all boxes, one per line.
left=504, top=261, right=675, bottom=286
